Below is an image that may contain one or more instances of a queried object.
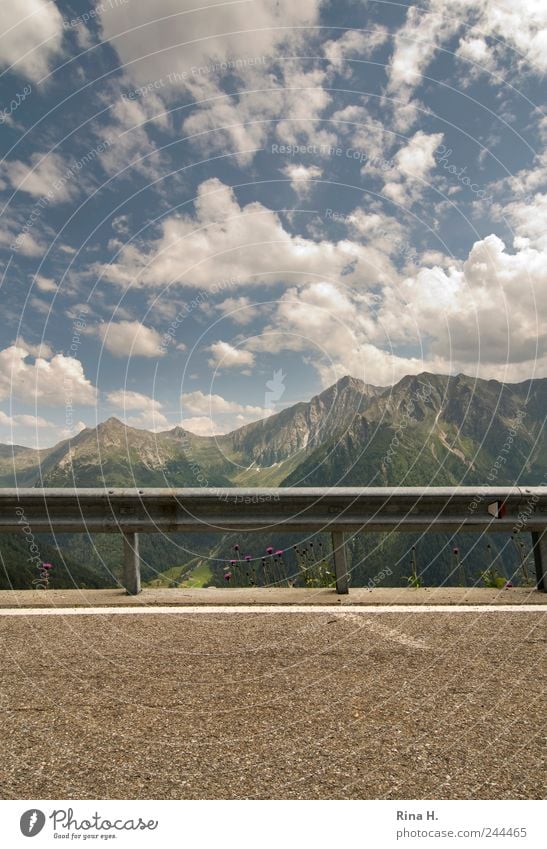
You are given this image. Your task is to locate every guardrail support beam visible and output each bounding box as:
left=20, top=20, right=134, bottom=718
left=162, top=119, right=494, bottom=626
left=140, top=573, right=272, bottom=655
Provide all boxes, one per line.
left=122, top=532, right=141, bottom=595
left=332, top=532, right=349, bottom=595
left=531, top=530, right=547, bottom=592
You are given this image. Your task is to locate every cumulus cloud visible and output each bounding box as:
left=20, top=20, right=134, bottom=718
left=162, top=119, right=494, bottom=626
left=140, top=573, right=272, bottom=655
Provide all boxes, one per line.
left=0, top=410, right=80, bottom=448
left=0, top=0, right=64, bottom=81
left=216, top=296, right=261, bottom=325
left=387, top=0, right=547, bottom=104
left=0, top=410, right=55, bottom=428
left=282, top=163, right=323, bottom=197
left=97, top=2, right=338, bottom=166
left=324, top=27, right=389, bottom=68
left=386, top=3, right=464, bottom=98
left=498, top=191, right=547, bottom=251
left=382, top=131, right=444, bottom=206
left=241, top=215, right=547, bottom=385
left=178, top=388, right=273, bottom=433
left=12, top=336, right=54, bottom=359
left=245, top=280, right=438, bottom=386
left=93, top=85, right=169, bottom=179
left=178, top=416, right=220, bottom=436
left=96, top=177, right=397, bottom=290
left=181, top=63, right=335, bottom=165
left=97, top=320, right=164, bottom=358
left=0, top=152, right=77, bottom=202
left=456, top=36, right=499, bottom=78
left=33, top=275, right=58, bottom=293
left=105, top=388, right=169, bottom=429
left=181, top=389, right=270, bottom=418
left=377, top=232, right=547, bottom=380
left=0, top=343, right=97, bottom=405
left=479, top=0, right=547, bottom=74
left=208, top=341, right=255, bottom=371
left=98, top=0, right=321, bottom=85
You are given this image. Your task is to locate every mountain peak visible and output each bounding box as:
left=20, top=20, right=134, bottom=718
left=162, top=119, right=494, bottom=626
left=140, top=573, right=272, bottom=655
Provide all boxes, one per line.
left=335, top=374, right=364, bottom=390
left=96, top=416, right=126, bottom=433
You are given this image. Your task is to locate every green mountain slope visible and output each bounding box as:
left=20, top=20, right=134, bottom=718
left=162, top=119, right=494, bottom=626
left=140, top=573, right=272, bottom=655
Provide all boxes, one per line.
left=0, top=371, right=544, bottom=589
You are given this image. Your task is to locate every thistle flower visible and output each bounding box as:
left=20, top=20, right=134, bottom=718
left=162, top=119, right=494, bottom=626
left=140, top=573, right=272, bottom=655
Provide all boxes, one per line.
left=266, top=546, right=273, bottom=554
left=275, top=550, right=283, bottom=556
left=230, top=559, right=236, bottom=565
left=245, top=555, right=252, bottom=561
left=42, top=563, right=53, bottom=570
left=452, top=547, right=459, bottom=555
left=224, top=572, right=232, bottom=581
left=234, top=544, right=240, bottom=551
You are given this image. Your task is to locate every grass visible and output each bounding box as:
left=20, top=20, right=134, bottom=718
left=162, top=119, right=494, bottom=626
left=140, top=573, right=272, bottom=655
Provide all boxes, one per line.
left=145, top=559, right=212, bottom=588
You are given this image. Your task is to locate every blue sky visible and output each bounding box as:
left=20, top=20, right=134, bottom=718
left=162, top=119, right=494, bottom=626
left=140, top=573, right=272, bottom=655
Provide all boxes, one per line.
left=0, top=0, right=546, bottom=446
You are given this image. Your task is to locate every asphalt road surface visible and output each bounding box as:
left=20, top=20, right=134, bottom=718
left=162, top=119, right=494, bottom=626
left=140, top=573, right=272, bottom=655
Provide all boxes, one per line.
left=0, top=608, right=545, bottom=799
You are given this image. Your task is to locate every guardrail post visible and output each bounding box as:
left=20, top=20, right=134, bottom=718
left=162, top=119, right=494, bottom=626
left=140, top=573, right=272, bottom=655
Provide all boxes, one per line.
left=331, top=531, right=349, bottom=594
left=531, top=531, right=547, bottom=592
left=122, top=532, right=141, bottom=595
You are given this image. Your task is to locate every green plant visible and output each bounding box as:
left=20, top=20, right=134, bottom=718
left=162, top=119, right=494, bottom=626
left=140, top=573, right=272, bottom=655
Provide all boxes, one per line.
left=479, top=567, right=507, bottom=589
left=405, top=545, right=423, bottom=588
left=406, top=573, right=423, bottom=588
left=295, top=542, right=334, bottom=588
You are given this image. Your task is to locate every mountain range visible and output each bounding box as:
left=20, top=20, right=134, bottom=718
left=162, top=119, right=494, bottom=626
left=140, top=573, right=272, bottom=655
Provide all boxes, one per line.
left=1, top=371, right=545, bottom=589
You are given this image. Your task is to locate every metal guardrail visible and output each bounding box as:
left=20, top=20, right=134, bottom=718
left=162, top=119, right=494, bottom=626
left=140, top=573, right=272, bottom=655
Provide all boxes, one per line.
left=2, top=486, right=547, bottom=595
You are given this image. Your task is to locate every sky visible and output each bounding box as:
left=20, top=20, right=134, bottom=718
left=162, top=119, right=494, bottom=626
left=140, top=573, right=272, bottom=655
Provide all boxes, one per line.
left=0, top=0, right=546, bottom=447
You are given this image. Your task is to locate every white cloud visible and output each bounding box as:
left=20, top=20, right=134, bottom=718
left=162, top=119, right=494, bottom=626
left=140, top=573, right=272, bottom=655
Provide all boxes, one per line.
left=105, top=388, right=169, bottom=429
left=501, top=154, right=547, bottom=200
left=97, top=320, right=164, bottom=358
left=386, top=3, right=461, bottom=97
left=12, top=336, right=54, bottom=359
left=0, top=409, right=77, bottom=448
left=181, top=389, right=270, bottom=418
left=93, top=85, right=169, bottom=179
left=0, top=212, right=43, bottom=256
left=242, top=215, right=547, bottom=385
left=0, top=410, right=55, bottom=428
left=1, top=152, right=76, bottom=202
left=382, top=131, right=444, bottom=205
left=282, top=163, right=323, bottom=197
left=208, top=341, right=255, bottom=371
left=98, top=1, right=335, bottom=167
left=386, top=0, right=547, bottom=104
left=324, top=27, right=389, bottom=68
left=480, top=0, right=547, bottom=74
left=33, top=274, right=58, bottom=293
left=98, top=0, right=321, bottom=85
left=245, top=280, right=439, bottom=386
left=329, top=105, right=392, bottom=162
left=178, top=393, right=272, bottom=434
left=216, top=296, right=261, bottom=325
left=97, top=177, right=397, bottom=290
left=0, top=343, right=97, bottom=405
left=456, top=36, right=498, bottom=78
left=377, top=232, right=547, bottom=379
left=106, top=389, right=163, bottom=412
left=178, top=416, right=219, bottom=436
left=497, top=191, right=547, bottom=250
left=181, top=63, right=335, bottom=165
left=0, top=0, right=64, bottom=81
